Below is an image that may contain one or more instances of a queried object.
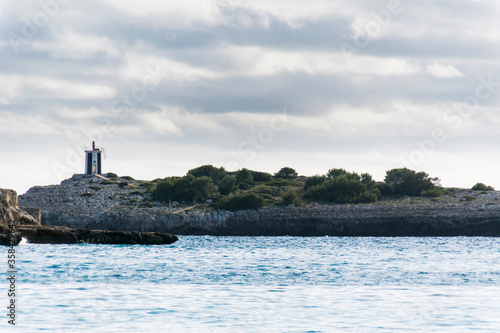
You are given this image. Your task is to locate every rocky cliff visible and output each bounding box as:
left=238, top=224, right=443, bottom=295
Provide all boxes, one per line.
left=18, top=174, right=500, bottom=236
left=1, top=186, right=177, bottom=245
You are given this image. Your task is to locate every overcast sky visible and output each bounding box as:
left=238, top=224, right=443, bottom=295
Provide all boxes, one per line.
left=1, top=0, right=499, bottom=194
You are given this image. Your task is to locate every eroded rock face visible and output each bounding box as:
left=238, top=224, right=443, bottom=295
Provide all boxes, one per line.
left=17, top=175, right=500, bottom=236
left=1, top=189, right=40, bottom=233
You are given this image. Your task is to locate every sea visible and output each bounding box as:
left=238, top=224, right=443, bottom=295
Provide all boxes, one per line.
left=3, top=236, right=500, bottom=332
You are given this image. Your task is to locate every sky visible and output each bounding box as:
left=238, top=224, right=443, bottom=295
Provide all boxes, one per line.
left=1, top=0, right=499, bottom=195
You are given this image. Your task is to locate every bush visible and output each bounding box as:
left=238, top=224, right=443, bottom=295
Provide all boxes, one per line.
left=471, top=183, right=494, bottom=191
left=216, top=192, right=265, bottom=211
left=304, top=171, right=380, bottom=204
left=192, top=176, right=219, bottom=202
left=139, top=182, right=156, bottom=192
left=236, top=168, right=254, bottom=189
left=142, top=200, right=154, bottom=208
left=422, top=187, right=443, bottom=197
left=188, top=165, right=226, bottom=179
left=107, top=172, right=118, bottom=180
left=275, top=167, right=298, bottom=179
left=252, top=171, right=273, bottom=182
left=151, top=174, right=219, bottom=203
left=89, top=185, right=102, bottom=191
left=217, top=175, right=237, bottom=195
left=81, top=192, right=93, bottom=197
left=249, top=185, right=281, bottom=199
left=280, top=191, right=303, bottom=206
left=121, top=176, right=135, bottom=181
left=101, top=181, right=115, bottom=185
left=384, top=168, right=441, bottom=197
left=304, top=175, right=326, bottom=191
left=188, top=165, right=235, bottom=195
left=118, top=182, right=128, bottom=188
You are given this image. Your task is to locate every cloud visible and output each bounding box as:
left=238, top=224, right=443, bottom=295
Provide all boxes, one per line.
left=426, top=62, right=463, bottom=78
left=0, top=0, right=499, bottom=194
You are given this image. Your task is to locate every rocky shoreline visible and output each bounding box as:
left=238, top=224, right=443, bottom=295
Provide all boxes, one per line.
left=16, top=174, right=500, bottom=237
left=1, top=187, right=178, bottom=245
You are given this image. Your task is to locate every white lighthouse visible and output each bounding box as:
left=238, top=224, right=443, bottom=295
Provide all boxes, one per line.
left=85, top=141, right=104, bottom=174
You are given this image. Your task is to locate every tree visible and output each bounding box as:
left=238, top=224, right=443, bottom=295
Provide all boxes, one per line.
left=188, top=165, right=226, bottom=179
left=304, top=175, right=380, bottom=204
left=304, top=170, right=380, bottom=204
left=251, top=171, right=273, bottom=182
left=304, top=175, right=326, bottom=191
left=275, top=167, right=298, bottom=179
left=471, top=183, right=494, bottom=191
left=384, top=168, right=441, bottom=197
left=188, top=165, right=235, bottom=195
left=192, top=176, right=218, bottom=202
left=236, top=168, right=254, bottom=189
left=218, top=175, right=237, bottom=195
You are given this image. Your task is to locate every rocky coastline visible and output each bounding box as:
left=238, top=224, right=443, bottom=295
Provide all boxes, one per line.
left=17, top=174, right=500, bottom=237
left=1, top=187, right=178, bottom=246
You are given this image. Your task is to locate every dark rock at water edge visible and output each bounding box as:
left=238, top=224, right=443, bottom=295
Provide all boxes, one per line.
left=18, top=226, right=178, bottom=245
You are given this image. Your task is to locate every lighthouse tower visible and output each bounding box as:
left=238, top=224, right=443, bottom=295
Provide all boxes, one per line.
left=85, top=141, right=103, bottom=174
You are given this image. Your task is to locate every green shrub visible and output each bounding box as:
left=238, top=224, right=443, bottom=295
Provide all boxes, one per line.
left=81, top=192, right=93, bottom=197
left=129, top=191, right=143, bottom=195
left=107, top=172, right=118, bottom=180
left=275, top=167, right=298, bottom=179
left=139, top=182, right=156, bottom=192
left=151, top=174, right=218, bottom=203
left=188, top=165, right=235, bottom=195
left=216, top=193, right=265, bottom=211
left=121, top=176, right=135, bottom=181
left=129, top=198, right=138, bottom=204
left=384, top=168, right=441, bottom=197
left=101, top=181, right=115, bottom=185
left=422, top=187, right=443, bottom=197
left=249, top=185, right=281, bottom=199
left=464, top=195, right=476, bottom=202
left=89, top=185, right=102, bottom=191
left=304, top=171, right=380, bottom=204
left=471, top=183, right=494, bottom=191
left=252, top=171, right=273, bottom=182
left=280, top=191, right=303, bottom=206
left=265, top=178, right=299, bottom=187
left=236, top=168, right=254, bottom=189
left=142, top=200, right=154, bottom=208
left=118, top=182, right=128, bottom=188
left=304, top=175, right=326, bottom=191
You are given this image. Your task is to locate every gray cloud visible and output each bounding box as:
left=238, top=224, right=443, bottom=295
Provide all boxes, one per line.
left=1, top=0, right=499, bottom=194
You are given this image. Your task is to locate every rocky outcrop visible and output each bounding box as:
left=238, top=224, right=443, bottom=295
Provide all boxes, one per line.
left=1, top=189, right=40, bottom=232
left=18, top=174, right=500, bottom=236
left=17, top=226, right=178, bottom=245
left=1, top=187, right=178, bottom=245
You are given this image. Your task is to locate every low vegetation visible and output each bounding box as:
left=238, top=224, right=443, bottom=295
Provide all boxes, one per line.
left=471, top=183, right=494, bottom=191
left=107, top=164, right=494, bottom=211
left=86, top=167, right=496, bottom=213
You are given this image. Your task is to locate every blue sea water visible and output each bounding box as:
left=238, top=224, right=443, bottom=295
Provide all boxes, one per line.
left=2, top=236, right=500, bottom=332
